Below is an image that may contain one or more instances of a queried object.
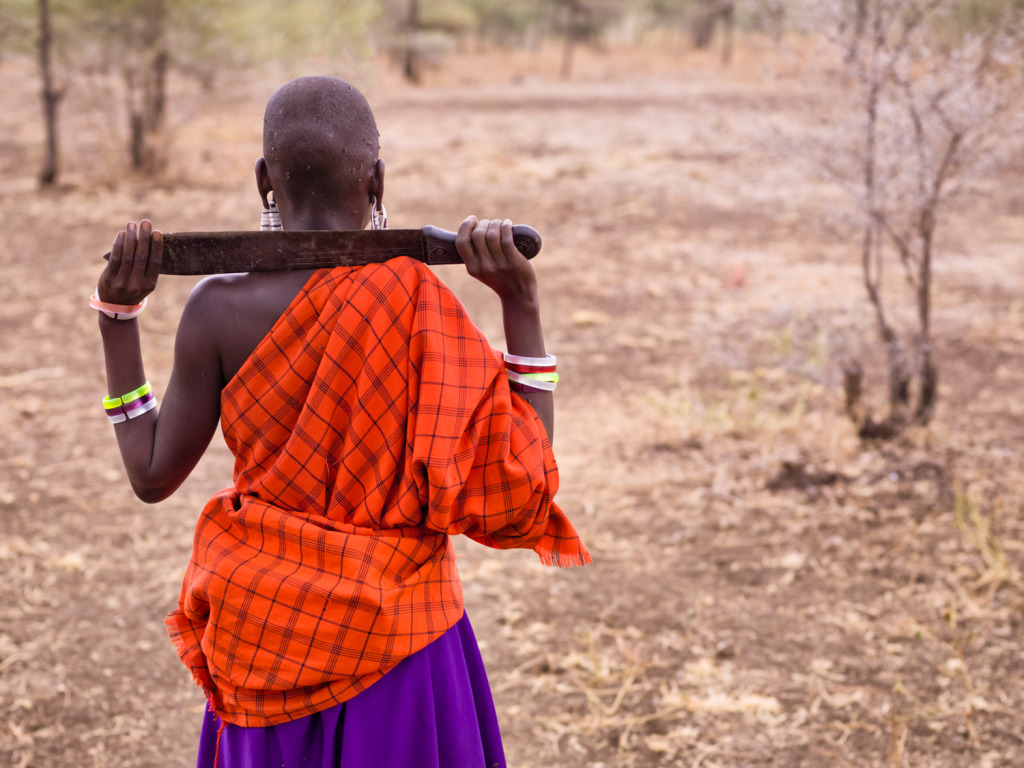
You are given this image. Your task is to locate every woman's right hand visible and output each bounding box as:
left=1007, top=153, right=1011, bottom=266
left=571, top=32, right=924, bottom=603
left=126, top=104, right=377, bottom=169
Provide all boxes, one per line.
left=97, top=219, right=163, bottom=305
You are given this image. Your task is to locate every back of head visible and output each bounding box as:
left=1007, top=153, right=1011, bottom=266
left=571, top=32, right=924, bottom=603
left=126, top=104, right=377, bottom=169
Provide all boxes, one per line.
left=263, top=76, right=379, bottom=206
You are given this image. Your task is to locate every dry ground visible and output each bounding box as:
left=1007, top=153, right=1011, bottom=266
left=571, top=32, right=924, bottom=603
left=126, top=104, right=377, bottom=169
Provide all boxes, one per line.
left=1, top=41, right=1023, bottom=768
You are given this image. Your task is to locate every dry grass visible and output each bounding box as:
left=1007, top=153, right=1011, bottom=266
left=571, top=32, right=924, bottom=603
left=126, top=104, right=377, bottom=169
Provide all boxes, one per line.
left=1, top=40, right=1023, bottom=767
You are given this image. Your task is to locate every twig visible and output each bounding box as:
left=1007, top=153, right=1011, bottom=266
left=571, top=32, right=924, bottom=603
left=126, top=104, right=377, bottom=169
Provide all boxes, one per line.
left=811, top=746, right=864, bottom=768
left=690, top=743, right=718, bottom=768
left=994, top=724, right=1024, bottom=745
left=491, top=653, right=550, bottom=693
left=888, top=712, right=909, bottom=767
left=0, top=367, right=65, bottom=388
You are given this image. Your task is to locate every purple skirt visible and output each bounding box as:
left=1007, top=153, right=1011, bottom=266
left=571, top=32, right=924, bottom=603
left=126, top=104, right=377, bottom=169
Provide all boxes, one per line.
left=196, top=612, right=505, bottom=768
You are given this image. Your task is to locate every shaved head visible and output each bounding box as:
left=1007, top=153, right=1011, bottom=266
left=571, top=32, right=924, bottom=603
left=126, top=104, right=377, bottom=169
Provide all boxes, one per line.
left=262, top=76, right=380, bottom=206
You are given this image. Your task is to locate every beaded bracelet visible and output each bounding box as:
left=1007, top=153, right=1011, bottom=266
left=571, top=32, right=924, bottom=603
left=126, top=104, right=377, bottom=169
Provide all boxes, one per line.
left=90, top=289, right=148, bottom=320
left=103, top=382, right=156, bottom=424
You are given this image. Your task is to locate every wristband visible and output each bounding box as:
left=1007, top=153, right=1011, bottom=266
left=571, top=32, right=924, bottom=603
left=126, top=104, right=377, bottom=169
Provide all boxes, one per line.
left=126, top=394, right=158, bottom=419
left=90, top=289, right=148, bottom=320
left=105, top=408, right=128, bottom=425
left=503, top=353, right=556, bottom=370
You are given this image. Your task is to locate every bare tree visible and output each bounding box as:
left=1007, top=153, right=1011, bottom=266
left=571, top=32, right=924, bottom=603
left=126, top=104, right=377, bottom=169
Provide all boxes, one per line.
left=552, top=0, right=624, bottom=79
left=124, top=0, right=168, bottom=172
left=52, top=0, right=174, bottom=172
left=817, top=0, right=1024, bottom=438
left=380, top=0, right=473, bottom=85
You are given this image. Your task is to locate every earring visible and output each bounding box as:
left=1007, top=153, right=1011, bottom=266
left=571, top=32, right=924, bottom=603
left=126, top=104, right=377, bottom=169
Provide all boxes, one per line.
left=370, top=195, right=388, bottom=231
left=260, top=197, right=282, bottom=231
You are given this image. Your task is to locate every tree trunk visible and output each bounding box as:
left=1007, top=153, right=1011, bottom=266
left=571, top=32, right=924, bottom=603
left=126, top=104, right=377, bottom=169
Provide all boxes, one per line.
left=129, top=92, right=144, bottom=169
left=885, top=330, right=910, bottom=415
left=37, top=0, right=61, bottom=187
left=720, top=2, right=735, bottom=65
left=914, top=211, right=936, bottom=423
left=691, top=5, right=715, bottom=49
left=403, top=0, right=422, bottom=85
left=147, top=50, right=168, bottom=131
left=847, top=0, right=869, bottom=61
left=917, top=358, right=937, bottom=422
left=560, top=1, right=581, bottom=80
left=692, top=0, right=734, bottom=58
left=843, top=360, right=864, bottom=424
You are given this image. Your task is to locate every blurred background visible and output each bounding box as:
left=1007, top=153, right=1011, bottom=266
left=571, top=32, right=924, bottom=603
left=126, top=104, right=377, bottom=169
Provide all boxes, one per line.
left=1, top=1, right=1023, bottom=766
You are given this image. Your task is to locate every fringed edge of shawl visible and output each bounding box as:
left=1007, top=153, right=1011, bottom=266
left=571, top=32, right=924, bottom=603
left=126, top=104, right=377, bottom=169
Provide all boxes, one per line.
left=166, top=613, right=215, bottom=692
left=534, top=542, right=593, bottom=568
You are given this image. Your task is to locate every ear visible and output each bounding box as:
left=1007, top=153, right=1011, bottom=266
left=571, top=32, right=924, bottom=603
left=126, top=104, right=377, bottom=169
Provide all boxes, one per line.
left=255, top=158, right=273, bottom=208
left=369, top=158, right=385, bottom=208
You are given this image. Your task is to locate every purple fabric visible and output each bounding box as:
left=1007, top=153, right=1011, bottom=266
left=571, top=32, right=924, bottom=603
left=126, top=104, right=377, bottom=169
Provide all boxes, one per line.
left=196, top=612, right=505, bottom=768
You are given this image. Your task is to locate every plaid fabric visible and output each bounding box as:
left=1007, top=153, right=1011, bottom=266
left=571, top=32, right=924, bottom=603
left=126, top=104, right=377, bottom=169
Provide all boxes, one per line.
left=165, top=258, right=590, bottom=727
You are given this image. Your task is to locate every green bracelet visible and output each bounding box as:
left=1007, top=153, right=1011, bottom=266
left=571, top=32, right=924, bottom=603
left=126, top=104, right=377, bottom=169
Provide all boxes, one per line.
left=519, top=372, right=559, bottom=384
left=103, top=381, right=152, bottom=409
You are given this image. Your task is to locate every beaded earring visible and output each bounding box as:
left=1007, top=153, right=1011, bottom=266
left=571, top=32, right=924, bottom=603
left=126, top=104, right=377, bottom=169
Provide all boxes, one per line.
left=260, top=197, right=282, bottom=231
left=370, top=195, right=388, bottom=231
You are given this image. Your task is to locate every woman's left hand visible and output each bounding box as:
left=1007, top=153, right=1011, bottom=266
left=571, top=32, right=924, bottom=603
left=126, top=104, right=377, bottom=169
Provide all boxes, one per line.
left=97, top=219, right=163, bottom=305
left=456, top=216, right=538, bottom=305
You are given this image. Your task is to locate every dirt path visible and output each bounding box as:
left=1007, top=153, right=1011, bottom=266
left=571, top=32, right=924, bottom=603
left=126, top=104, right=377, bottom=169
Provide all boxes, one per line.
left=2, top=45, right=1023, bottom=767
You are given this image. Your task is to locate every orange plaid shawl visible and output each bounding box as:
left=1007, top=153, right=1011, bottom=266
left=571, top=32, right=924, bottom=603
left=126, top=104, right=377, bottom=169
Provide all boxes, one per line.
left=165, top=257, right=590, bottom=726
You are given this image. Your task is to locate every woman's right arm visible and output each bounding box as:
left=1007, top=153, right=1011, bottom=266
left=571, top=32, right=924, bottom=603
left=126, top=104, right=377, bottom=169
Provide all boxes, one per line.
left=98, top=220, right=224, bottom=502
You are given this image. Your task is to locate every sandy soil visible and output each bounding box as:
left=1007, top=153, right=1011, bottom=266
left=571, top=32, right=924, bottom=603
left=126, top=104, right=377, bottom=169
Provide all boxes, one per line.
left=2, top=41, right=1023, bottom=767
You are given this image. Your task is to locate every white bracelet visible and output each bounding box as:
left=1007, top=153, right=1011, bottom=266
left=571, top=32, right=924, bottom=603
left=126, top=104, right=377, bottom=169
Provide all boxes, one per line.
left=503, top=352, right=556, bottom=368
left=126, top=397, right=158, bottom=419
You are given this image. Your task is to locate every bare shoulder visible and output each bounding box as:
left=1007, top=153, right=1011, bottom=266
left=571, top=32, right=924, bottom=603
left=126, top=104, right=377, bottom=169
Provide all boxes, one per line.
left=182, top=271, right=312, bottom=322
left=180, top=270, right=318, bottom=382
left=180, top=273, right=248, bottom=324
